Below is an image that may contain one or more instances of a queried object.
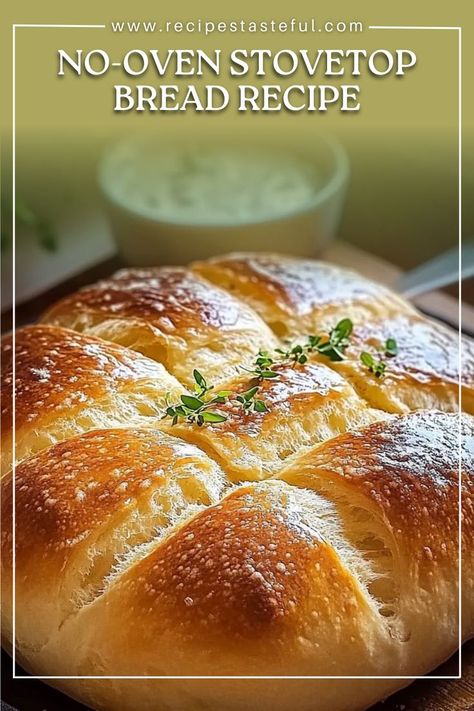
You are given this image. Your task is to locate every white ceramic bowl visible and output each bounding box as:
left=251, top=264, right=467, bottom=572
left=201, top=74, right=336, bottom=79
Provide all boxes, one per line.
left=98, top=134, right=349, bottom=266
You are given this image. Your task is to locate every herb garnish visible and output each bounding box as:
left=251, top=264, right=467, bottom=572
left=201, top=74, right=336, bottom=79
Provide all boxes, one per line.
left=163, top=369, right=269, bottom=426
left=359, top=337, right=398, bottom=378
left=276, top=318, right=353, bottom=364
left=163, top=369, right=229, bottom=426
left=311, top=318, right=353, bottom=362
left=244, top=350, right=280, bottom=379
left=234, top=386, right=269, bottom=414
left=360, top=352, right=387, bottom=378
left=163, top=321, right=399, bottom=426
left=275, top=343, right=308, bottom=365
left=385, top=338, right=398, bottom=357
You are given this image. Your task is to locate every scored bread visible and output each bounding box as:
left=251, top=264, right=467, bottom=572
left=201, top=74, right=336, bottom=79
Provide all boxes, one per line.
left=192, top=252, right=415, bottom=337
left=0, top=325, right=185, bottom=476
left=327, top=312, right=474, bottom=415
left=1, top=252, right=473, bottom=711
left=1, top=428, right=229, bottom=656
left=168, top=360, right=388, bottom=481
left=41, top=266, right=279, bottom=387
left=193, top=253, right=471, bottom=415
left=1, top=412, right=471, bottom=711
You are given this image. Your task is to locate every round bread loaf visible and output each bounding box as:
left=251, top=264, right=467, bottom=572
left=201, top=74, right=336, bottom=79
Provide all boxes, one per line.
left=1, top=252, right=472, bottom=711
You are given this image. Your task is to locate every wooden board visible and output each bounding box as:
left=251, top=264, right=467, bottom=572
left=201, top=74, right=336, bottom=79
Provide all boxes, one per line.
left=2, top=645, right=473, bottom=711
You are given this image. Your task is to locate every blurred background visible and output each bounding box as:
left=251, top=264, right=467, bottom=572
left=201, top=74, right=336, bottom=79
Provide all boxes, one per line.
left=1, top=0, right=473, bottom=320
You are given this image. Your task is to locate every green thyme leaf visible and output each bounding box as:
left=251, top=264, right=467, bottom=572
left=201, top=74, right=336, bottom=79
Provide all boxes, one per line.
left=332, top=318, right=353, bottom=341
left=200, top=411, right=227, bottom=423
left=360, top=351, right=387, bottom=378
left=385, top=338, right=398, bottom=357
left=193, top=369, right=207, bottom=389
left=317, top=342, right=345, bottom=362
left=243, top=386, right=260, bottom=401
left=360, top=352, right=374, bottom=368
left=307, top=335, right=322, bottom=350
left=180, top=395, right=204, bottom=410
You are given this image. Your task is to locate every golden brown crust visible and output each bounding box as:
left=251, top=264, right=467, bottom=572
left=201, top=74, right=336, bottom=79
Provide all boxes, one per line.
left=193, top=252, right=413, bottom=336
left=41, top=267, right=278, bottom=386
left=168, top=361, right=386, bottom=481
left=0, top=326, right=185, bottom=474
left=1, top=428, right=227, bottom=650
left=279, top=411, right=473, bottom=662
left=2, top=253, right=473, bottom=711
left=48, top=481, right=396, bottom=678
left=110, top=483, right=344, bottom=641
left=330, top=313, right=474, bottom=414
left=280, top=410, right=471, bottom=575
left=1, top=325, right=178, bottom=433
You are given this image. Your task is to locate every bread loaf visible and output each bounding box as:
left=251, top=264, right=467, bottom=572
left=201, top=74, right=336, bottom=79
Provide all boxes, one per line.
left=2, top=252, right=472, bottom=711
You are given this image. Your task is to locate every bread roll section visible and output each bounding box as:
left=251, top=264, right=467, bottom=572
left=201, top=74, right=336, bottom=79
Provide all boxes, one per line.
left=168, top=360, right=387, bottom=481
left=329, top=313, right=474, bottom=414
left=41, top=267, right=279, bottom=387
left=0, top=325, right=185, bottom=476
left=280, top=411, right=472, bottom=656
left=192, top=252, right=414, bottom=337
left=1, top=428, right=228, bottom=657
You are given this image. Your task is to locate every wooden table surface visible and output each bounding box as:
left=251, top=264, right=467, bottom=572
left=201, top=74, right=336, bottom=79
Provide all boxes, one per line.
left=1, top=242, right=473, bottom=710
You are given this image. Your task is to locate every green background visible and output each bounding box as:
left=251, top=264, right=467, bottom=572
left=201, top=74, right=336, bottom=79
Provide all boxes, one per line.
left=1, top=0, right=472, bottom=270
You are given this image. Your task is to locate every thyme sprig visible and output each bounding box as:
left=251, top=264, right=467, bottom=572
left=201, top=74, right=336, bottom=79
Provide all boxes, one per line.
left=359, top=337, right=399, bottom=378
left=244, top=349, right=281, bottom=380
left=163, top=369, right=230, bottom=427
left=384, top=337, right=399, bottom=357
left=275, top=343, right=308, bottom=365
left=360, top=352, right=387, bottom=378
left=163, top=369, right=269, bottom=426
left=310, top=317, right=354, bottom=362
left=163, top=323, right=399, bottom=427
left=234, top=385, right=269, bottom=414
left=164, top=370, right=230, bottom=426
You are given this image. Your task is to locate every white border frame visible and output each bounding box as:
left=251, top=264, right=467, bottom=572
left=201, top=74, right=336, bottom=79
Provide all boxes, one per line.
left=10, top=23, right=463, bottom=682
